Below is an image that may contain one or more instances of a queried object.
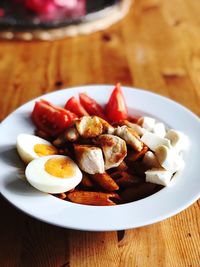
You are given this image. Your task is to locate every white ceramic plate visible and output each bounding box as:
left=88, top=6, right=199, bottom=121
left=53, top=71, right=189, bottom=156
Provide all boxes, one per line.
left=0, top=85, right=200, bottom=231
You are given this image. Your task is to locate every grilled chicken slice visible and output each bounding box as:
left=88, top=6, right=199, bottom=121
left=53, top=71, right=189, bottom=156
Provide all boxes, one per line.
left=74, top=144, right=105, bottom=174
left=75, top=116, right=115, bottom=139
left=118, top=120, right=145, bottom=137
left=114, top=126, right=144, bottom=152
left=65, top=124, right=80, bottom=142
left=53, top=123, right=79, bottom=146
left=75, top=116, right=103, bottom=138
left=95, top=134, right=127, bottom=170
left=98, top=117, right=115, bottom=134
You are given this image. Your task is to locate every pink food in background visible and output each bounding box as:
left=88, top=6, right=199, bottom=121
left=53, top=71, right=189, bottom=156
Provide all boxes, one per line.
left=0, top=8, right=5, bottom=17
left=25, top=0, right=57, bottom=14
left=9, top=0, right=86, bottom=15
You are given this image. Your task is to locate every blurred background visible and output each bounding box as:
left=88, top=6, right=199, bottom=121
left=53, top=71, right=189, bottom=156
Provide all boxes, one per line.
left=0, top=0, right=200, bottom=120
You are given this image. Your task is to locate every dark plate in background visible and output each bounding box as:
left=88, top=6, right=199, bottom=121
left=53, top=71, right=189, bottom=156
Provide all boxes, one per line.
left=0, top=0, right=119, bottom=30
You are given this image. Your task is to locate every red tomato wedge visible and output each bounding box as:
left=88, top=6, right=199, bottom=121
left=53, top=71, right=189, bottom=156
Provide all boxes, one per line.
left=40, top=99, right=77, bottom=120
left=65, top=96, right=89, bottom=117
left=79, top=93, right=106, bottom=119
left=106, top=84, right=128, bottom=122
left=32, top=100, right=77, bottom=136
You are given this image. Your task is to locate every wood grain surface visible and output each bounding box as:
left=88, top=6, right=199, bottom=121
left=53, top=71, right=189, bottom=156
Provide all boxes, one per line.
left=0, top=0, right=200, bottom=266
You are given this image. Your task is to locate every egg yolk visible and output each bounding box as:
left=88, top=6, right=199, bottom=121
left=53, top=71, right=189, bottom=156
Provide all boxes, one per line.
left=34, top=144, right=58, bottom=157
left=44, top=158, right=75, bottom=178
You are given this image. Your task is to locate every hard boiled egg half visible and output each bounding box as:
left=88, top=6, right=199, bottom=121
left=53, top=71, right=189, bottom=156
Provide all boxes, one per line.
left=17, top=133, right=58, bottom=164
left=25, top=155, right=82, bottom=193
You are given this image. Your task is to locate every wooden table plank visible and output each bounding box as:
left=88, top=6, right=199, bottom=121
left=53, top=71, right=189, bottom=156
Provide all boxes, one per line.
left=0, top=0, right=200, bottom=266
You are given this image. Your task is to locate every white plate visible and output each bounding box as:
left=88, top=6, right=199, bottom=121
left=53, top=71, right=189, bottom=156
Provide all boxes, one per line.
left=0, top=85, right=200, bottom=231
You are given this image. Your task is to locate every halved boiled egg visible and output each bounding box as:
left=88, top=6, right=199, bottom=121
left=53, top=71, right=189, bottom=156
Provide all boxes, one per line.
left=17, top=133, right=58, bottom=164
left=25, top=155, right=82, bottom=193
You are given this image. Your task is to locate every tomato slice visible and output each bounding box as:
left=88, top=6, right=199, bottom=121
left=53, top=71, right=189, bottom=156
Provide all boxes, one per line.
left=79, top=93, right=106, bottom=119
left=65, top=96, right=89, bottom=117
left=40, top=99, right=77, bottom=121
left=106, top=84, right=128, bottom=122
left=32, top=100, right=77, bottom=136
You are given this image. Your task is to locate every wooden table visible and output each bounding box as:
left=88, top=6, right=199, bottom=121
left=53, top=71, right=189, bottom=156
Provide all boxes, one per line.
left=0, top=0, right=200, bottom=266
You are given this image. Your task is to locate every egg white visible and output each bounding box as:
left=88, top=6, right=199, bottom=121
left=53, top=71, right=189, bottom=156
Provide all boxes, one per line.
left=25, top=155, right=82, bottom=194
left=16, top=133, right=56, bottom=164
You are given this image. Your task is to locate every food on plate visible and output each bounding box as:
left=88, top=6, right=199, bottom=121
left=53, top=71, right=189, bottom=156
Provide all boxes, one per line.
left=16, top=84, right=189, bottom=205
left=90, top=173, right=119, bottom=192
left=152, top=122, right=166, bottom=138
left=142, top=151, right=160, bottom=169
left=106, top=83, right=128, bottom=122
left=67, top=191, right=120, bottom=206
left=155, top=145, right=184, bottom=172
left=79, top=92, right=106, bottom=119
left=32, top=99, right=77, bottom=136
left=65, top=96, right=89, bottom=117
left=145, top=168, right=174, bottom=186
left=94, top=134, right=127, bottom=170
left=165, top=129, right=189, bottom=152
left=75, top=116, right=104, bottom=138
left=17, top=133, right=58, bottom=164
left=73, top=144, right=105, bottom=174
left=126, top=145, right=148, bottom=163
left=25, top=155, right=82, bottom=194
left=138, top=116, right=156, bottom=131
left=119, top=120, right=145, bottom=137
left=114, top=126, right=144, bottom=151
left=53, top=123, right=80, bottom=146
left=141, top=131, right=171, bottom=151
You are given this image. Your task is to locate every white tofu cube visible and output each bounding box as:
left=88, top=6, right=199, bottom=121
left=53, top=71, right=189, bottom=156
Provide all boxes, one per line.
left=155, top=145, right=184, bottom=172
left=138, top=116, right=156, bottom=131
left=141, top=132, right=171, bottom=151
left=165, top=129, right=189, bottom=152
left=145, top=168, right=174, bottom=186
left=152, top=122, right=166, bottom=138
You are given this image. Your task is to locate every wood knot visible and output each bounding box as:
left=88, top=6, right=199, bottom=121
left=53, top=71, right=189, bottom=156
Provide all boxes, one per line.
left=55, top=80, right=63, bottom=87
left=102, top=33, right=112, bottom=42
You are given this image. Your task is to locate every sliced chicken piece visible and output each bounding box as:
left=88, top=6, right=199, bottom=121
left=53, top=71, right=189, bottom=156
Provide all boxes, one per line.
left=75, top=116, right=103, bottom=138
left=74, top=144, right=105, bottom=174
left=118, top=120, right=145, bottom=137
left=95, top=134, right=127, bottom=170
left=53, top=123, right=79, bottom=146
left=64, top=124, right=80, bottom=142
left=114, top=126, right=144, bottom=152
left=98, top=117, right=115, bottom=134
